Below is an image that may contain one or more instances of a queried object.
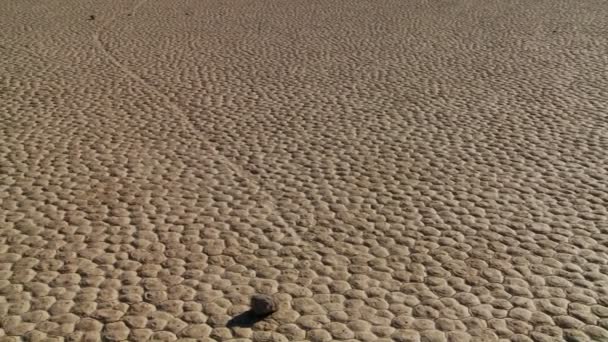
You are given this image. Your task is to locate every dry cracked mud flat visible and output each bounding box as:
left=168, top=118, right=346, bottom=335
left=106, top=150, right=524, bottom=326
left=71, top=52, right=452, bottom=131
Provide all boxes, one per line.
left=1, top=0, right=608, bottom=341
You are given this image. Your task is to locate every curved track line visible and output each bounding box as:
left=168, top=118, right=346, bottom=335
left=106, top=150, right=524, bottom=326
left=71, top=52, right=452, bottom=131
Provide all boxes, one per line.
left=92, top=0, right=304, bottom=243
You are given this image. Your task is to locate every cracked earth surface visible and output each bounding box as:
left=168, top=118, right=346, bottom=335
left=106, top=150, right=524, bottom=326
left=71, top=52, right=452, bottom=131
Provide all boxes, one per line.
left=1, top=0, right=608, bottom=341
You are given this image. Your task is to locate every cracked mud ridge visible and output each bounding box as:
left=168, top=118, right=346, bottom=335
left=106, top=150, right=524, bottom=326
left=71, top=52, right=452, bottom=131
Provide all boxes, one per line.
left=1, top=0, right=608, bottom=341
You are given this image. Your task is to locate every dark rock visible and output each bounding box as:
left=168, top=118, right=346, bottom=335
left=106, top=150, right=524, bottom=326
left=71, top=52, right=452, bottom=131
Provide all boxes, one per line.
left=250, top=294, right=276, bottom=316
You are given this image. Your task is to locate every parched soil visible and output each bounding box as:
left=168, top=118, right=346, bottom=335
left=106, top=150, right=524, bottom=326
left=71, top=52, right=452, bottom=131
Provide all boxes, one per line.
left=1, top=0, right=607, bottom=341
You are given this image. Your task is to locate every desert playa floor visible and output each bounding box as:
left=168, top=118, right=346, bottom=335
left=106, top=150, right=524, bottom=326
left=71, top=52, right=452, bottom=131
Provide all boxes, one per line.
left=1, top=0, right=608, bottom=341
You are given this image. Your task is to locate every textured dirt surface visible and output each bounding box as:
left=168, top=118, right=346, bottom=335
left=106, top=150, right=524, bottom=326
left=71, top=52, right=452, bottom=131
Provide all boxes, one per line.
left=2, top=0, right=608, bottom=341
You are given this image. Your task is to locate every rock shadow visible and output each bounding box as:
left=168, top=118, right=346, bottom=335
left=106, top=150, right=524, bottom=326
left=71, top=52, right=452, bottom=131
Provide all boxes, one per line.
left=226, top=310, right=272, bottom=328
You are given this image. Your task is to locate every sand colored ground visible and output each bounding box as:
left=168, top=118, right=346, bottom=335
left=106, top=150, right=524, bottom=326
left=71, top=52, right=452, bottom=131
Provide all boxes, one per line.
left=1, top=0, right=608, bottom=341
